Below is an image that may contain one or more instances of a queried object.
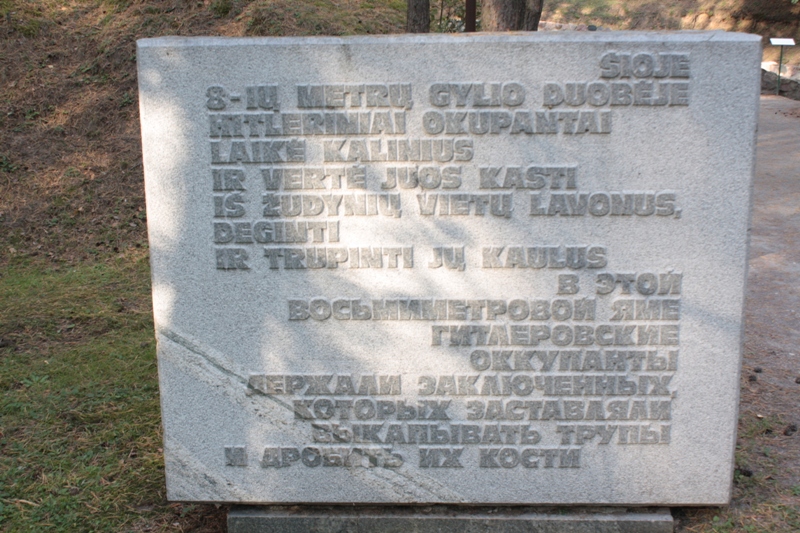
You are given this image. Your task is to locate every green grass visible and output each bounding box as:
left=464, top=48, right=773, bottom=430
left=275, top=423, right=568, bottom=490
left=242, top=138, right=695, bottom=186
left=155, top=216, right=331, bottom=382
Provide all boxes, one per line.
left=0, top=253, right=171, bottom=532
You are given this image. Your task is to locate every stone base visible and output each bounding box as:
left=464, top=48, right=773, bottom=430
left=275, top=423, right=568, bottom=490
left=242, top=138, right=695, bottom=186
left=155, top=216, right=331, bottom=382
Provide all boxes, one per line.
left=228, top=505, right=673, bottom=533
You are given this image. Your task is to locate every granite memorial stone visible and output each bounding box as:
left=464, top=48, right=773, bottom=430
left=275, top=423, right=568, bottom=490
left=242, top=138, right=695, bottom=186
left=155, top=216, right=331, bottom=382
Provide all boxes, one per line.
left=137, top=32, right=761, bottom=508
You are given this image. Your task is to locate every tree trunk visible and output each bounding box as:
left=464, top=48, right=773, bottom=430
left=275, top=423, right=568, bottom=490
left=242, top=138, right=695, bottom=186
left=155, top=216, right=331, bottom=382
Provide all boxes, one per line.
left=482, top=0, right=543, bottom=31
left=407, top=0, right=430, bottom=33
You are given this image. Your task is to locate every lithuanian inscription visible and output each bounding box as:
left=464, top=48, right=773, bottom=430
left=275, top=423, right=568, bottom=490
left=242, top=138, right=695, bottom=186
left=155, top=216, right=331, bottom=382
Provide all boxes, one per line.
left=139, top=32, right=760, bottom=505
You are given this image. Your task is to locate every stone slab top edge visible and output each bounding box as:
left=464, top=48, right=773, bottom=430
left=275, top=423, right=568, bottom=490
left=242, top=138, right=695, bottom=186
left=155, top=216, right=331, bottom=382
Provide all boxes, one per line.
left=136, top=30, right=763, bottom=49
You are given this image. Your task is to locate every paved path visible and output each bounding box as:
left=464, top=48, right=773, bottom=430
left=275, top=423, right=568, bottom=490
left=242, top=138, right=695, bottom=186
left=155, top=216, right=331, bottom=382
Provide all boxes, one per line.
left=740, top=95, right=800, bottom=489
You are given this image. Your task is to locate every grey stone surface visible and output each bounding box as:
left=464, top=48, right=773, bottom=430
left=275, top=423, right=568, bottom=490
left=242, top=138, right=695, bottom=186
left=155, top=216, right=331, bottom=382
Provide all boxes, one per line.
left=227, top=506, right=674, bottom=533
left=137, top=32, right=761, bottom=506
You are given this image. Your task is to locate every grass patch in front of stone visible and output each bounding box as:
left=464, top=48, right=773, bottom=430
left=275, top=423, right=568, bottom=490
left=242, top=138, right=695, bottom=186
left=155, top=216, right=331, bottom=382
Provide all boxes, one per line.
left=0, top=252, right=224, bottom=532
